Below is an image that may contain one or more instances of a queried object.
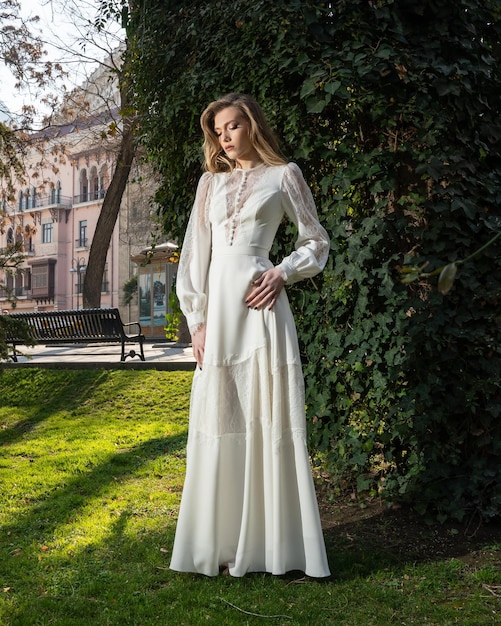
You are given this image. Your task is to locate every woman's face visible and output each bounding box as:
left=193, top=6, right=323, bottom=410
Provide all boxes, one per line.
left=213, top=106, right=260, bottom=167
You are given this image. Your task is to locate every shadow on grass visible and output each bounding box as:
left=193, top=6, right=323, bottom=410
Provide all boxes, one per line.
left=3, top=452, right=501, bottom=625
left=1, top=432, right=187, bottom=542
left=0, top=370, right=114, bottom=446
left=5, top=425, right=500, bottom=589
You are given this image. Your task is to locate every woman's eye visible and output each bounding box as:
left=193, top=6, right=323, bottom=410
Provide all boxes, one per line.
left=215, top=125, right=238, bottom=137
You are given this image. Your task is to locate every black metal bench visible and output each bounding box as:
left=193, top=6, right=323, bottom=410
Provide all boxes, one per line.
left=3, top=308, right=145, bottom=362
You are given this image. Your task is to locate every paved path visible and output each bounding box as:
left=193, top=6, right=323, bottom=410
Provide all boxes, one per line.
left=1, top=342, right=196, bottom=371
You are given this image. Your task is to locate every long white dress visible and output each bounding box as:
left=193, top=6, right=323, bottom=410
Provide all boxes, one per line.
left=170, top=162, right=331, bottom=578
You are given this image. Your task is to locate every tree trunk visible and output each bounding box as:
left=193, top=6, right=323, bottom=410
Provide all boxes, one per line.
left=82, top=121, right=135, bottom=309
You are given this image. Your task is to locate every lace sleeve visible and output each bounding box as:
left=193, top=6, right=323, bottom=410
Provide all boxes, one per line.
left=176, top=172, right=213, bottom=334
left=277, top=162, right=330, bottom=284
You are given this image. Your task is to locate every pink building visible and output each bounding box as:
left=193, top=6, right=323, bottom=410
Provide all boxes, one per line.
left=1, top=60, right=180, bottom=338
left=1, top=114, right=120, bottom=314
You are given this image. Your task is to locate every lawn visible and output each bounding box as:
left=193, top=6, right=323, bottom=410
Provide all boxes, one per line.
left=0, top=369, right=500, bottom=625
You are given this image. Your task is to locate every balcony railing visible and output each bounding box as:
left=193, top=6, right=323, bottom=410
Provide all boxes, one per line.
left=13, top=194, right=73, bottom=212
left=0, top=244, right=34, bottom=257
left=73, top=189, right=106, bottom=204
left=3, top=189, right=107, bottom=214
left=14, top=286, right=31, bottom=297
left=0, top=286, right=30, bottom=299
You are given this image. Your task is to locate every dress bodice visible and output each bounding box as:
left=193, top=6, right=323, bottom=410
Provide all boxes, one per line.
left=177, top=162, right=330, bottom=333
left=209, top=164, right=284, bottom=251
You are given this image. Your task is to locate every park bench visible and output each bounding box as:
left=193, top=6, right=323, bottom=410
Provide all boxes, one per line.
left=3, top=308, right=145, bottom=362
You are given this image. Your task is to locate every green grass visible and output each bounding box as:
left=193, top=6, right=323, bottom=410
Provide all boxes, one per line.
left=0, top=369, right=500, bottom=625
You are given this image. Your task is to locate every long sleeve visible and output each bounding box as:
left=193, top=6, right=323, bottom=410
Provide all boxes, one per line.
left=176, top=172, right=213, bottom=334
left=276, top=163, right=330, bottom=284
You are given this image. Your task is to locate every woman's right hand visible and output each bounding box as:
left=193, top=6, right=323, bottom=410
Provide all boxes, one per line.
left=191, top=324, right=206, bottom=369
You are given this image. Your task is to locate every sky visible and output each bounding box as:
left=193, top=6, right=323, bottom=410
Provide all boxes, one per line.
left=1, top=0, right=124, bottom=122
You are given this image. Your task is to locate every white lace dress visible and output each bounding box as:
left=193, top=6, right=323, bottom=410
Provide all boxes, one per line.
left=170, top=162, right=331, bottom=577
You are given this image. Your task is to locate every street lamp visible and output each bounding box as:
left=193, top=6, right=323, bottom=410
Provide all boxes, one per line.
left=70, top=257, right=87, bottom=310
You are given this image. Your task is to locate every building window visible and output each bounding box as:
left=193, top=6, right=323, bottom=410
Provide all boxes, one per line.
left=6, top=228, right=14, bottom=245
left=78, top=220, right=87, bottom=248
left=42, top=222, right=53, bottom=243
left=76, top=269, right=85, bottom=295
left=10, top=269, right=28, bottom=297
left=90, top=166, right=99, bottom=200
left=29, top=259, right=56, bottom=300
left=100, top=164, right=108, bottom=197
left=101, top=263, right=109, bottom=293
left=32, top=265, right=48, bottom=290
left=5, top=273, right=13, bottom=292
left=93, top=176, right=99, bottom=200
left=80, top=169, right=88, bottom=203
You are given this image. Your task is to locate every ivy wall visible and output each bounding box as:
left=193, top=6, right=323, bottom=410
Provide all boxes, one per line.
left=127, top=0, right=501, bottom=521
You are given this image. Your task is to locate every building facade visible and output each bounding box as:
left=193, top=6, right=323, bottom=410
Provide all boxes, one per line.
left=0, top=115, right=121, bottom=314
left=0, top=60, right=178, bottom=337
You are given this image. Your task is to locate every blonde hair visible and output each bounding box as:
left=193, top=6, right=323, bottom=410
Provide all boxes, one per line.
left=200, top=93, right=287, bottom=173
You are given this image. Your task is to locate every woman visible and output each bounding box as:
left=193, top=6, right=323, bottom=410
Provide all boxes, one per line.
left=170, top=93, right=330, bottom=578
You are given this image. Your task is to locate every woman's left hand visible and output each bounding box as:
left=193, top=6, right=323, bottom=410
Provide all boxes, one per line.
left=245, top=267, right=285, bottom=310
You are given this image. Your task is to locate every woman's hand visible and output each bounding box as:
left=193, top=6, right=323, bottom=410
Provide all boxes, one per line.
left=246, top=267, right=285, bottom=311
left=191, top=324, right=206, bottom=369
